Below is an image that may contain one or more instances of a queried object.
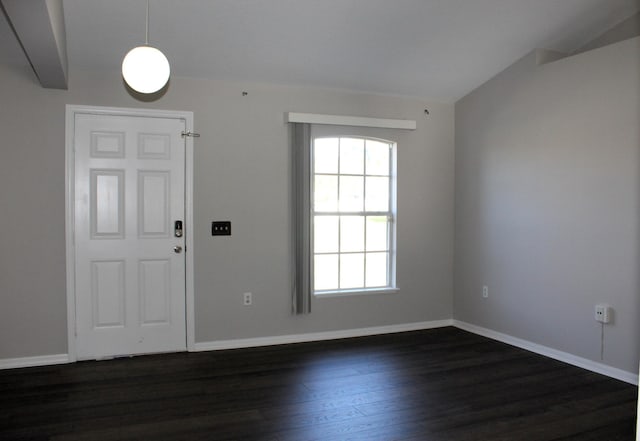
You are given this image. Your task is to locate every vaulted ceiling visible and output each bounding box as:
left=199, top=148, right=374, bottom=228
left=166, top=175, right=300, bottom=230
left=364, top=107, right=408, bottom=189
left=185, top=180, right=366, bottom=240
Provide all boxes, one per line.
left=1, top=0, right=638, bottom=101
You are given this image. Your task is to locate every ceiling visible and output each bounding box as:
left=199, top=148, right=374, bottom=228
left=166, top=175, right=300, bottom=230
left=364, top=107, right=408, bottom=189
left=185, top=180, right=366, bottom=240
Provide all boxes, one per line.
left=2, top=0, right=638, bottom=101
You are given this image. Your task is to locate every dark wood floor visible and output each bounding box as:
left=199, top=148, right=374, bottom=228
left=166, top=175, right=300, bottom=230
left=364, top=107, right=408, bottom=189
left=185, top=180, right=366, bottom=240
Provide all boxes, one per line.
left=0, top=327, right=637, bottom=441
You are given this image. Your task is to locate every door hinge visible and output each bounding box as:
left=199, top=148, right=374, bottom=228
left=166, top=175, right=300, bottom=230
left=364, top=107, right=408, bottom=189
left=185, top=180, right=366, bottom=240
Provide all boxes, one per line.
left=181, top=131, right=200, bottom=138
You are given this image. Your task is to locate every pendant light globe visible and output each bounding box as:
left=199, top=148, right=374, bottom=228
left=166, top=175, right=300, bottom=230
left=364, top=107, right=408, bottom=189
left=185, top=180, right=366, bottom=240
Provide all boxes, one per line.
left=122, top=45, right=170, bottom=94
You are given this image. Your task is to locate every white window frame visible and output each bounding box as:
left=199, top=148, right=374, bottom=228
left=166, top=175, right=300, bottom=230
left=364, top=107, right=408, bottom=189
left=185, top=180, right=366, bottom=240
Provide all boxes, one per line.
left=311, top=135, right=398, bottom=296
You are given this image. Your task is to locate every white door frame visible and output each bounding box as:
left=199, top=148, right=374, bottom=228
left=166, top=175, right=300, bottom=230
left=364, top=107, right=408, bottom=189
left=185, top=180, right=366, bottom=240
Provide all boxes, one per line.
left=65, top=105, right=196, bottom=362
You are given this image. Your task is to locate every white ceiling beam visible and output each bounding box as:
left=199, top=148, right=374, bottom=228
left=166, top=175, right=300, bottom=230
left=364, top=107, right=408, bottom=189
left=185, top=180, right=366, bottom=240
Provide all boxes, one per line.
left=2, top=0, right=68, bottom=89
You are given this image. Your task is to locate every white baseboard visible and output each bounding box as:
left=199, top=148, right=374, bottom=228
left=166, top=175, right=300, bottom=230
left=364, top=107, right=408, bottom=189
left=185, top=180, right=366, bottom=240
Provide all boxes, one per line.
left=193, top=319, right=454, bottom=352
left=0, top=354, right=70, bottom=370
left=4, top=320, right=634, bottom=387
left=453, top=320, right=638, bottom=385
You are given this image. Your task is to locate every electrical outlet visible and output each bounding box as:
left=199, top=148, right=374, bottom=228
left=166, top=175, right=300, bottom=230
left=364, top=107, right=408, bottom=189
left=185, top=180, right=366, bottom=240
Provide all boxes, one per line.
left=595, top=304, right=611, bottom=323
left=482, top=285, right=489, bottom=298
left=243, top=292, right=252, bottom=306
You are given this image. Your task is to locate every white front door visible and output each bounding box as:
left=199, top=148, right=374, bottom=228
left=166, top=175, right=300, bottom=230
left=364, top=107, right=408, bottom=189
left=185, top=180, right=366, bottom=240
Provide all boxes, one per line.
left=73, top=112, right=187, bottom=360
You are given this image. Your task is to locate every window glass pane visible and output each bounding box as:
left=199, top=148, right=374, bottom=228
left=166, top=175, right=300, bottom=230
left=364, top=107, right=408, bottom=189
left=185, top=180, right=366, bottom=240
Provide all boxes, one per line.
left=314, top=216, right=339, bottom=253
left=366, top=140, right=390, bottom=176
left=315, top=254, right=338, bottom=291
left=365, top=177, right=389, bottom=211
left=366, top=216, right=388, bottom=251
left=339, top=176, right=364, bottom=212
left=340, top=253, right=364, bottom=289
left=339, top=138, right=364, bottom=175
left=366, top=252, right=388, bottom=287
left=314, top=138, right=338, bottom=174
left=312, top=135, right=395, bottom=295
left=340, top=216, right=364, bottom=252
left=314, top=175, right=338, bottom=212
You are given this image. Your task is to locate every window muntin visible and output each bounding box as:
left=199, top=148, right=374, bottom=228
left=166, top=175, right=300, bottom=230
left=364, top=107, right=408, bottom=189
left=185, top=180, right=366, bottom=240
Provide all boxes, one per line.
left=312, top=136, right=395, bottom=293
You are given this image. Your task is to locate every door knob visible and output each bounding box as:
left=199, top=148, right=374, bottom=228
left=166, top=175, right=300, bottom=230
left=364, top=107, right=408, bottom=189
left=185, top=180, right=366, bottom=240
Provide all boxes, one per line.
left=173, top=246, right=183, bottom=253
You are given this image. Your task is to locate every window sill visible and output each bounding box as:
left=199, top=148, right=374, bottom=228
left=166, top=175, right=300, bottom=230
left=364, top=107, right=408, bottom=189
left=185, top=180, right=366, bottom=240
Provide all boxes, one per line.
left=314, top=287, right=400, bottom=298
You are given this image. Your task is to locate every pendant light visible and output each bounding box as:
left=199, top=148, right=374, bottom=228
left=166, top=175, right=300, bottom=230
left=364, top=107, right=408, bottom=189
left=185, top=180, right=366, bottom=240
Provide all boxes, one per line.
left=121, top=0, right=170, bottom=94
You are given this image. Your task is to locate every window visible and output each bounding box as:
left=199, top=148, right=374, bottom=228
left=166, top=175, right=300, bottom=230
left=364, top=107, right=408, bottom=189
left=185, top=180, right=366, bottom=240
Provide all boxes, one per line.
left=312, top=136, right=396, bottom=294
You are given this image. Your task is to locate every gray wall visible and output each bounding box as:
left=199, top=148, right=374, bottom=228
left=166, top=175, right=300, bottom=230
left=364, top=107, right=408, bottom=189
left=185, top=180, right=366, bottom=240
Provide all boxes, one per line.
left=575, top=12, right=640, bottom=54
left=454, top=37, right=640, bottom=373
left=0, top=64, right=454, bottom=359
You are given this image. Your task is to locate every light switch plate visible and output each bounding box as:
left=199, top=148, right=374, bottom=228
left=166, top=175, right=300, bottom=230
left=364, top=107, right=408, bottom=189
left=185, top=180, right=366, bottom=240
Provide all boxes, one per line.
left=212, top=221, right=231, bottom=236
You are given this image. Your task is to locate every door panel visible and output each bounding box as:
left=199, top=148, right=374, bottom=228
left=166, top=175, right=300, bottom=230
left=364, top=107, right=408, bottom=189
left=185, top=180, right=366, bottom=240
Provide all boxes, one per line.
left=91, top=260, right=125, bottom=328
left=138, top=259, right=171, bottom=324
left=74, top=113, right=186, bottom=360
left=91, top=170, right=125, bottom=239
left=138, top=171, right=170, bottom=237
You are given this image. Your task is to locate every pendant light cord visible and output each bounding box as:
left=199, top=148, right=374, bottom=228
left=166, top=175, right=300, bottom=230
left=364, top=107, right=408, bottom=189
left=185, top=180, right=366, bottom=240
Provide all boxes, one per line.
left=145, top=0, right=149, bottom=45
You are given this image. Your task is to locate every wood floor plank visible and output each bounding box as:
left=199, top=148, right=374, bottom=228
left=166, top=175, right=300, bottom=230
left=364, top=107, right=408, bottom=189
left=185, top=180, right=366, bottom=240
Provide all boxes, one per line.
left=0, top=327, right=636, bottom=441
